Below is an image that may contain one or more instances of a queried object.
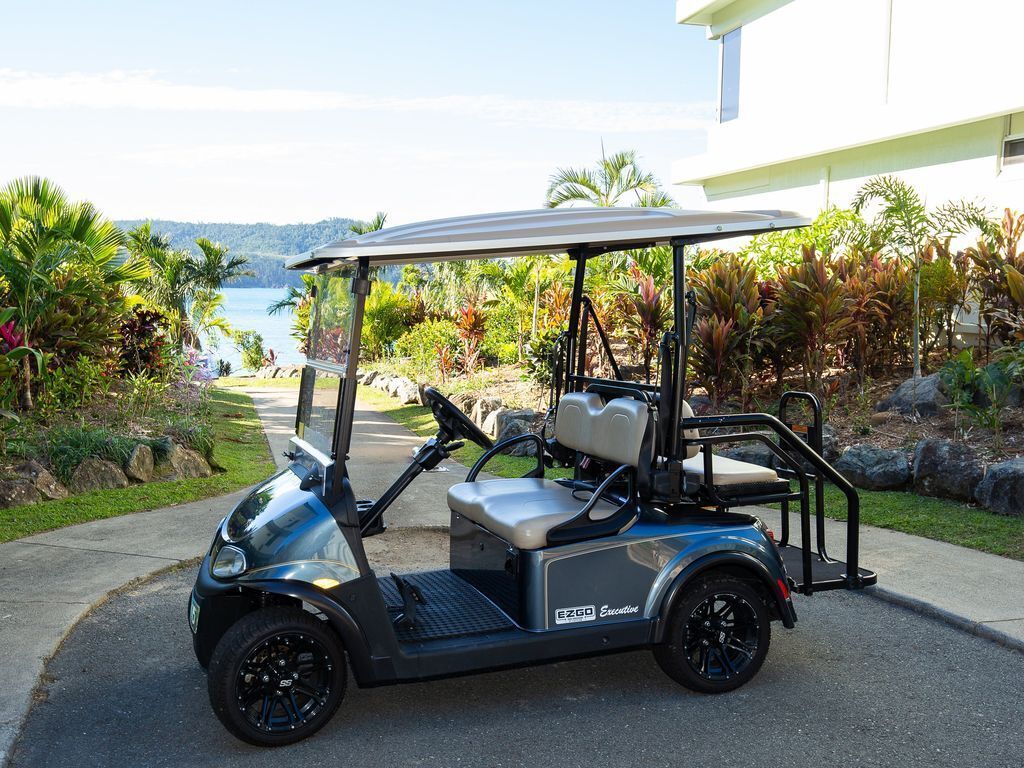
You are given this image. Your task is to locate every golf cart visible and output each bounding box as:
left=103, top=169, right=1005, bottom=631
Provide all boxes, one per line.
left=189, top=207, right=876, bottom=746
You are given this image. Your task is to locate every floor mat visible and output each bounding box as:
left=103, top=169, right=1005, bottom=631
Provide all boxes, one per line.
left=377, top=570, right=515, bottom=643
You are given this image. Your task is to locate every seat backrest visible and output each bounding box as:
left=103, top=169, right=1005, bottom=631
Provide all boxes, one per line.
left=680, top=399, right=700, bottom=460
left=555, top=393, right=648, bottom=467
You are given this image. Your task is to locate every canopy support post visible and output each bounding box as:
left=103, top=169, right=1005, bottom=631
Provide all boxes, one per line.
left=564, top=245, right=589, bottom=396
left=669, top=239, right=688, bottom=461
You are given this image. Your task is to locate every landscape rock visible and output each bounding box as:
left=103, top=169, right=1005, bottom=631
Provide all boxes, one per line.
left=496, top=409, right=537, bottom=436
left=0, top=478, right=41, bottom=508
left=416, top=383, right=430, bottom=406
left=449, top=393, right=477, bottom=414
left=913, top=438, right=983, bottom=501
left=497, top=418, right=538, bottom=456
left=719, top=442, right=775, bottom=469
left=686, top=395, right=714, bottom=415
left=359, top=369, right=377, bottom=386
left=156, top=443, right=214, bottom=480
left=395, top=378, right=420, bottom=405
left=771, top=424, right=841, bottom=474
left=876, top=373, right=948, bottom=417
left=974, top=458, right=1024, bottom=516
left=124, top=444, right=155, bottom=483
left=69, top=457, right=130, bottom=493
left=255, top=366, right=280, bottom=379
left=471, top=397, right=504, bottom=429
left=834, top=444, right=910, bottom=490
left=482, top=407, right=508, bottom=436
left=14, top=460, right=68, bottom=500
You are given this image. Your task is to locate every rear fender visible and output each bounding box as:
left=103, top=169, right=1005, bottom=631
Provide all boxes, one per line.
left=653, top=552, right=796, bottom=642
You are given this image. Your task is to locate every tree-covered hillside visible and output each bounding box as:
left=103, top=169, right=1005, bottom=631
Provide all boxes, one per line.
left=115, top=217, right=357, bottom=287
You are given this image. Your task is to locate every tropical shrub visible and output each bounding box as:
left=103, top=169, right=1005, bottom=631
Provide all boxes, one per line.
left=393, top=319, right=461, bottom=375
left=361, top=282, right=414, bottom=359
left=119, top=307, right=168, bottom=375
left=37, top=356, right=112, bottom=417
left=919, top=239, right=971, bottom=361
left=234, top=330, right=266, bottom=371
left=525, top=326, right=563, bottom=386
left=773, top=247, right=854, bottom=395
left=455, top=304, right=487, bottom=374
left=618, top=266, right=670, bottom=384
left=690, top=254, right=766, bottom=405
left=968, top=208, right=1024, bottom=350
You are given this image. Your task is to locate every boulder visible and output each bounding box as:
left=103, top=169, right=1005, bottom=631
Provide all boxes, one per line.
left=471, top=397, right=504, bottom=429
left=124, top=443, right=155, bottom=483
left=14, top=460, right=68, bottom=500
left=974, top=458, right=1024, bottom=516
left=771, top=424, right=841, bottom=474
left=69, top=457, right=130, bottom=493
left=497, top=418, right=538, bottom=456
left=834, top=444, right=910, bottom=490
left=913, top=439, right=983, bottom=501
left=482, top=407, right=508, bottom=437
left=972, top=365, right=1024, bottom=408
left=417, top=383, right=430, bottom=406
left=395, top=379, right=420, bottom=405
left=449, top=393, right=477, bottom=414
left=360, top=370, right=377, bottom=386
left=496, top=409, right=537, bottom=436
left=687, top=395, right=714, bottom=415
left=719, top=442, right=775, bottom=469
left=0, top=478, right=41, bottom=508
left=156, top=443, right=214, bottom=480
left=876, top=373, right=948, bottom=417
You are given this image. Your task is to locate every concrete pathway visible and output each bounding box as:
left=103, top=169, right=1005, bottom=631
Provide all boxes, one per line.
left=1, top=385, right=1022, bottom=764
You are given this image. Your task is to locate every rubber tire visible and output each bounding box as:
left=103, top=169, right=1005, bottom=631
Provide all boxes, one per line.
left=207, top=606, right=347, bottom=747
left=654, top=576, right=771, bottom=694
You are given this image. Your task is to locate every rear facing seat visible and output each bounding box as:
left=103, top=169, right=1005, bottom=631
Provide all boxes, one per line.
left=447, top=392, right=647, bottom=549
left=677, top=399, right=782, bottom=488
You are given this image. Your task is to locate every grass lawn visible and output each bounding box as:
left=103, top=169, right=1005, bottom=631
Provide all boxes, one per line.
left=358, top=386, right=1024, bottom=561
left=0, top=388, right=275, bottom=543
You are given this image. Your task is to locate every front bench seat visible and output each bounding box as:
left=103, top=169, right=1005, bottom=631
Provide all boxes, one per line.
left=447, top=392, right=648, bottom=550
left=446, top=478, right=618, bottom=550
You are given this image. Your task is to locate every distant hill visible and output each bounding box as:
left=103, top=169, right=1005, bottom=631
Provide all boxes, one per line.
left=115, top=217, right=357, bottom=288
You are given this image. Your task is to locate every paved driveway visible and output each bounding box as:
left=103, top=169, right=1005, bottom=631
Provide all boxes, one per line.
left=9, top=561, right=1024, bottom=768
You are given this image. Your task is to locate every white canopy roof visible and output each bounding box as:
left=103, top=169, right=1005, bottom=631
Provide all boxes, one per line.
left=286, top=207, right=809, bottom=270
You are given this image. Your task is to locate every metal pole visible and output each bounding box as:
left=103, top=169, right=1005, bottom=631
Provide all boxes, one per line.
left=669, top=240, right=687, bottom=460
left=563, top=246, right=588, bottom=395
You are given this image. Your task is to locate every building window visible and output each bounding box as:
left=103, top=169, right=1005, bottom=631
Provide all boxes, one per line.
left=1004, top=137, right=1024, bottom=167
left=719, top=27, right=741, bottom=122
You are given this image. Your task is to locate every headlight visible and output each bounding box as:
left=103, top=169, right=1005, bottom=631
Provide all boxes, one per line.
left=212, top=545, right=248, bottom=578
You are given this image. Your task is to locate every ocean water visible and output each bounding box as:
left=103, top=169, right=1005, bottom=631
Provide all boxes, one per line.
left=205, top=287, right=305, bottom=372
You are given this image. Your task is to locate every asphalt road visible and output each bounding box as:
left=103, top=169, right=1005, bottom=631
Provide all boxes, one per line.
left=10, top=565, right=1024, bottom=768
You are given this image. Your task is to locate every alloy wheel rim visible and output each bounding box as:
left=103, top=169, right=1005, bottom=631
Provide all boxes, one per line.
left=683, top=592, right=759, bottom=681
left=235, top=632, right=333, bottom=733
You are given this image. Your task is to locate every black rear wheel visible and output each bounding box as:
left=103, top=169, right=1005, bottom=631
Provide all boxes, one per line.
left=654, top=575, right=770, bottom=693
left=207, top=606, right=346, bottom=746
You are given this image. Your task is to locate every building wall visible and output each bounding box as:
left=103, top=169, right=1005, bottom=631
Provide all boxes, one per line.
left=676, top=0, right=1024, bottom=197
left=701, top=115, right=1024, bottom=213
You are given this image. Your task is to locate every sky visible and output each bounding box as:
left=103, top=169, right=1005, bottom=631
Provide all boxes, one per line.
left=0, top=1, right=718, bottom=226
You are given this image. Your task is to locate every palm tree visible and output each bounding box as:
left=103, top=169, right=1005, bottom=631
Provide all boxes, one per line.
left=129, top=227, right=250, bottom=349
left=853, top=175, right=991, bottom=378
left=350, top=212, right=388, bottom=236
left=545, top=149, right=674, bottom=209
left=0, top=177, right=143, bottom=409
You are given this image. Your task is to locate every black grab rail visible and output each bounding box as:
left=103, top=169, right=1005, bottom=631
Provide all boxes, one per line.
left=681, top=412, right=863, bottom=591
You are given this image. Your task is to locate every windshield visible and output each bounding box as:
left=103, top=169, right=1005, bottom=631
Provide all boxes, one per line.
left=295, top=269, right=356, bottom=456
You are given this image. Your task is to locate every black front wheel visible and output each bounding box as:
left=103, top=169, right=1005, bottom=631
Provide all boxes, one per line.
left=207, top=607, right=347, bottom=746
left=654, top=575, right=770, bottom=693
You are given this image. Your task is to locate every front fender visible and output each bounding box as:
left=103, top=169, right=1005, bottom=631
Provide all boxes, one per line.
left=191, top=555, right=380, bottom=684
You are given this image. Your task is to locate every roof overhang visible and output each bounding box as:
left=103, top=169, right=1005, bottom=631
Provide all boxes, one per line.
left=676, top=0, right=740, bottom=26
left=286, top=207, right=810, bottom=271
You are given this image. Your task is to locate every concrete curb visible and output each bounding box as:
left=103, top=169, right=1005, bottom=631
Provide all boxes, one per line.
left=864, top=585, right=1024, bottom=654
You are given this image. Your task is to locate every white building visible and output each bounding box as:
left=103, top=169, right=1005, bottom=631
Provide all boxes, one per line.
left=674, top=0, right=1024, bottom=214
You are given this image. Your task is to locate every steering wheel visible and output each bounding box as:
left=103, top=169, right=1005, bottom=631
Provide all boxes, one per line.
left=422, top=387, right=494, bottom=450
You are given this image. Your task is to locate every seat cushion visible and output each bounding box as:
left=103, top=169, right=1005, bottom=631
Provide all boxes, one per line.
left=555, top=393, right=648, bottom=467
left=682, top=450, right=779, bottom=486
left=447, top=478, right=618, bottom=550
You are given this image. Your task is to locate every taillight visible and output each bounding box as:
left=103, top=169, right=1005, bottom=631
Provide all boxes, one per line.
left=765, top=528, right=776, bottom=542
left=777, top=577, right=791, bottom=600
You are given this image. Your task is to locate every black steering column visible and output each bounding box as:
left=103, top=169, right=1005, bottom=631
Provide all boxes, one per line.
left=357, top=386, right=490, bottom=535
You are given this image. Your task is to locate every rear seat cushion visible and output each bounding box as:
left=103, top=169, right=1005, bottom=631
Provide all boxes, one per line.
left=447, top=478, right=618, bottom=550
left=555, top=393, right=647, bottom=467
left=679, top=400, right=700, bottom=460
left=682, top=450, right=779, bottom=486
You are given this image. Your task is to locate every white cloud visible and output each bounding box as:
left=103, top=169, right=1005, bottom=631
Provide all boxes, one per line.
left=0, top=68, right=712, bottom=133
